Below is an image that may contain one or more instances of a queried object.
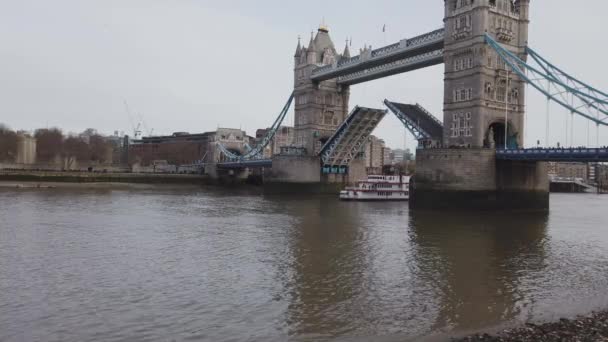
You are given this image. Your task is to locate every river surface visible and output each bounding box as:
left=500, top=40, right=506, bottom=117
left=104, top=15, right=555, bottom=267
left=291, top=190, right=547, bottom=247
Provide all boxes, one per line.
left=1, top=186, right=608, bottom=341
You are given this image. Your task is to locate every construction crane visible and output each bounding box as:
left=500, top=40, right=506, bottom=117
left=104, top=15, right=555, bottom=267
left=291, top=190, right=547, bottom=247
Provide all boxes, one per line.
left=123, top=100, right=154, bottom=138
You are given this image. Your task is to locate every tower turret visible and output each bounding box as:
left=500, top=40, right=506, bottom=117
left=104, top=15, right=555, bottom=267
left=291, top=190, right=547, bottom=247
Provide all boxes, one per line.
left=292, top=24, right=350, bottom=156
left=306, top=32, right=317, bottom=64
left=294, top=37, right=302, bottom=65
left=342, top=40, right=351, bottom=59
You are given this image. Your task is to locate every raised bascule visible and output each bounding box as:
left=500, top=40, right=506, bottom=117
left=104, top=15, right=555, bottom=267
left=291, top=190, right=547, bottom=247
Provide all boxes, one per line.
left=212, top=0, right=608, bottom=210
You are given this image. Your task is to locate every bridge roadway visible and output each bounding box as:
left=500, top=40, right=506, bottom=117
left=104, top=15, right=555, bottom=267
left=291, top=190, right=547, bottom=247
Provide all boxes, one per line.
left=310, top=28, right=445, bottom=86
left=216, top=159, right=272, bottom=170
left=497, top=148, right=608, bottom=162
left=216, top=148, right=608, bottom=171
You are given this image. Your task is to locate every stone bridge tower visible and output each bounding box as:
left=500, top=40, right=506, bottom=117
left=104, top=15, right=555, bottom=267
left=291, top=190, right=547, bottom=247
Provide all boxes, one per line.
left=293, top=25, right=351, bottom=156
left=443, top=0, right=530, bottom=148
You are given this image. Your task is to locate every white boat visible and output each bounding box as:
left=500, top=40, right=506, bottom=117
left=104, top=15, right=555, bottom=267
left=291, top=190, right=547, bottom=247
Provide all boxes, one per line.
left=339, top=175, right=410, bottom=201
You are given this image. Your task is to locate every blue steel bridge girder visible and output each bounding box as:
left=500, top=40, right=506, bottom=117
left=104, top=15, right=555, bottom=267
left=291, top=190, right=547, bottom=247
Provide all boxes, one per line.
left=217, top=92, right=294, bottom=162
left=384, top=100, right=444, bottom=141
left=319, top=106, right=387, bottom=167
left=310, top=28, right=445, bottom=85
left=216, top=159, right=272, bottom=170
left=497, top=148, right=608, bottom=163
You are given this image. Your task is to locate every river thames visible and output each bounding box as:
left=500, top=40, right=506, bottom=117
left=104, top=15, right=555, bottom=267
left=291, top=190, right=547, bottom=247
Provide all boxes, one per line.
left=1, top=186, right=607, bottom=341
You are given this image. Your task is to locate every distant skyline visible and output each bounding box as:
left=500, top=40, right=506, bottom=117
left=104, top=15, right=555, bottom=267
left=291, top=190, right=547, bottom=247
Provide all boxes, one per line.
left=1, top=0, right=607, bottom=149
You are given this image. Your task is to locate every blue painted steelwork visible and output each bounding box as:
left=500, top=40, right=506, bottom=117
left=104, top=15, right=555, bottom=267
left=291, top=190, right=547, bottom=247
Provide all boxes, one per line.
left=319, top=106, right=387, bottom=167
left=216, top=159, right=272, bottom=169
left=336, top=49, right=444, bottom=86
left=526, top=47, right=608, bottom=99
left=485, top=34, right=608, bottom=126
left=311, top=28, right=445, bottom=84
left=384, top=100, right=443, bottom=140
left=496, top=148, right=608, bottom=162
left=218, top=92, right=295, bottom=161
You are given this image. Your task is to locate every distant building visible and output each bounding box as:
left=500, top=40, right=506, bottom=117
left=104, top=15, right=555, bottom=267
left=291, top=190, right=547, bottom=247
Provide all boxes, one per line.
left=382, top=147, right=392, bottom=166
left=106, top=134, right=130, bottom=165
left=391, top=148, right=414, bottom=166
left=16, top=134, right=36, bottom=164
left=392, top=149, right=405, bottom=164
left=206, top=128, right=249, bottom=162
left=255, top=126, right=295, bottom=158
left=130, top=132, right=212, bottom=166
left=548, top=162, right=589, bottom=182
left=597, top=164, right=608, bottom=190
left=364, top=136, right=385, bottom=169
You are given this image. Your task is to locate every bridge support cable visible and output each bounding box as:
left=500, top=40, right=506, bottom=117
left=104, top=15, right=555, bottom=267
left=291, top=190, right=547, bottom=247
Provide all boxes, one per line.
left=526, top=46, right=608, bottom=100
left=527, top=48, right=608, bottom=118
left=546, top=94, right=550, bottom=147
left=485, top=34, right=608, bottom=130
left=217, top=92, right=295, bottom=162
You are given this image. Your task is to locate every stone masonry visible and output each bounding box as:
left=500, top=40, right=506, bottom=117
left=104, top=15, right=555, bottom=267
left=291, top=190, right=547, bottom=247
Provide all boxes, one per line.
left=293, top=26, right=350, bottom=156
left=443, top=0, right=530, bottom=148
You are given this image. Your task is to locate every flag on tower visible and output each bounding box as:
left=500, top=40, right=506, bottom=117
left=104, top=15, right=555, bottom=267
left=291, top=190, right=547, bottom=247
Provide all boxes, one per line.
left=382, top=24, right=386, bottom=33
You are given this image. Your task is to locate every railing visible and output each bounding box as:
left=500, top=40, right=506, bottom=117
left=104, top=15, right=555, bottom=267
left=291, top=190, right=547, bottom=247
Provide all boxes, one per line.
left=371, top=43, right=401, bottom=58
left=405, top=28, right=445, bottom=47
left=415, top=103, right=444, bottom=126
left=496, top=148, right=608, bottom=161
left=217, top=159, right=272, bottom=169
left=336, top=55, right=361, bottom=68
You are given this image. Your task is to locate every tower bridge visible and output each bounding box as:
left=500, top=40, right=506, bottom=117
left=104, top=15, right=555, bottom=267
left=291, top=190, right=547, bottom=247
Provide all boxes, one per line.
left=211, top=0, right=608, bottom=210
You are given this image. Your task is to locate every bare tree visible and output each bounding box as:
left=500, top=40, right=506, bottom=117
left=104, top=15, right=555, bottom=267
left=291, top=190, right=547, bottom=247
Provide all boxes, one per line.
left=63, top=136, right=89, bottom=169
left=35, top=128, right=64, bottom=163
left=0, top=124, right=18, bottom=162
left=88, top=134, right=112, bottom=164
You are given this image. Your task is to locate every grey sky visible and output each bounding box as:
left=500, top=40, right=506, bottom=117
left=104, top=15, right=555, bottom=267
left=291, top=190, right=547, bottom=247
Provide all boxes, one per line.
left=1, top=0, right=607, bottom=149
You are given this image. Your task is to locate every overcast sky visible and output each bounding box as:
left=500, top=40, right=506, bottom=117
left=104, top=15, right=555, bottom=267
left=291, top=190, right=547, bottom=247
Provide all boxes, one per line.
left=1, top=0, right=607, bottom=149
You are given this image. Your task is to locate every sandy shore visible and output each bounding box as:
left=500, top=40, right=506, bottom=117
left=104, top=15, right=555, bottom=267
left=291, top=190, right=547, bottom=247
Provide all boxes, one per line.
left=452, top=311, right=608, bottom=341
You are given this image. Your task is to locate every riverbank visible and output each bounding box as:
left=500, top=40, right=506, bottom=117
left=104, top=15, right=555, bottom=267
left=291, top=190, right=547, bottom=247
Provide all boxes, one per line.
left=0, top=170, right=213, bottom=184
left=452, top=311, right=608, bottom=341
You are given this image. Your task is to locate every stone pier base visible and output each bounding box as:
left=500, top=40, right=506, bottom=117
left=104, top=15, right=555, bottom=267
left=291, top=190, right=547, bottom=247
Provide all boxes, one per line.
left=411, top=149, right=549, bottom=211
left=263, top=155, right=364, bottom=194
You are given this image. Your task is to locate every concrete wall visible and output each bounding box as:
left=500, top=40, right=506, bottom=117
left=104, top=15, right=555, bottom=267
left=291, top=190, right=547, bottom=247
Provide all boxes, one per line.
left=412, top=148, right=549, bottom=211
left=414, top=148, right=497, bottom=191
left=16, top=135, right=36, bottom=164
left=496, top=160, right=549, bottom=192
left=320, top=158, right=367, bottom=185
left=265, top=155, right=321, bottom=183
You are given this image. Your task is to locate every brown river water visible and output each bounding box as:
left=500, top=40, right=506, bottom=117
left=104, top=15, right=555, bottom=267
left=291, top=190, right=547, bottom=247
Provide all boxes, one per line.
left=1, top=186, right=607, bottom=341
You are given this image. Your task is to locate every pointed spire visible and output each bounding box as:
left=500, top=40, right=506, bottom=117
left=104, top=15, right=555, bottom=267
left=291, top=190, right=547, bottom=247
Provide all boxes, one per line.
left=307, top=30, right=316, bottom=52
left=342, top=39, right=351, bottom=59
left=319, top=17, right=329, bottom=33
left=294, top=36, right=302, bottom=57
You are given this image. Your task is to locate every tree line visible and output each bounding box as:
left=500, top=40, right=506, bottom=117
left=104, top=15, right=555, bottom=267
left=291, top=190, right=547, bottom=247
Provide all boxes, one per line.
left=0, top=124, right=116, bottom=165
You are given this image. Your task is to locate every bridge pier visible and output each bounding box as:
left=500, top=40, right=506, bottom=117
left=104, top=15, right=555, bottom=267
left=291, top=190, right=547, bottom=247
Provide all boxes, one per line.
left=205, top=163, right=252, bottom=184
left=263, top=155, right=365, bottom=194
left=411, top=149, right=549, bottom=211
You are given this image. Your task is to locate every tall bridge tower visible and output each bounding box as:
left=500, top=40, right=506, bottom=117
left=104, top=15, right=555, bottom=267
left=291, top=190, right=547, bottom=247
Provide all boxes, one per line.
left=443, top=0, right=530, bottom=148
left=293, top=26, right=351, bottom=156
left=413, top=0, right=546, bottom=211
